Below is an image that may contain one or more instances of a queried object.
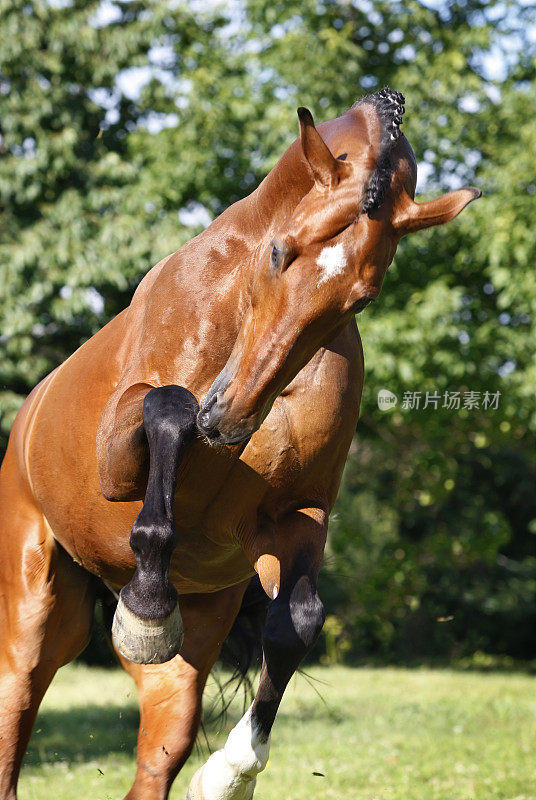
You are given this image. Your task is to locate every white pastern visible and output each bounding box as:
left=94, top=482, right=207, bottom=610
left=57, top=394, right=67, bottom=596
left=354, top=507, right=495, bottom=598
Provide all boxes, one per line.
left=316, top=242, right=347, bottom=285
left=201, top=705, right=270, bottom=800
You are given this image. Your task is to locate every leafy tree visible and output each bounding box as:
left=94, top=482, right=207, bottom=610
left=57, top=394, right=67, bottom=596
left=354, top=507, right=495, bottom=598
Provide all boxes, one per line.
left=0, top=0, right=227, bottom=439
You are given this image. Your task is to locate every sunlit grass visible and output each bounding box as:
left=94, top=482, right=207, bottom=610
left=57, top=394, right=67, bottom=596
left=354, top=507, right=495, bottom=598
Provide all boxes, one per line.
left=19, top=664, right=536, bottom=799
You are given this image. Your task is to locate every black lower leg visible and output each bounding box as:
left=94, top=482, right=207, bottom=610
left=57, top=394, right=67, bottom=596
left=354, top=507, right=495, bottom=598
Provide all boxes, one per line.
left=251, top=565, right=325, bottom=739
left=121, top=385, right=198, bottom=618
left=112, top=385, right=198, bottom=663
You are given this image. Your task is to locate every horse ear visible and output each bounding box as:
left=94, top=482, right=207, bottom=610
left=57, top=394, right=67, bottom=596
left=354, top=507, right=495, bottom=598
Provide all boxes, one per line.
left=393, top=187, right=482, bottom=235
left=297, top=107, right=346, bottom=189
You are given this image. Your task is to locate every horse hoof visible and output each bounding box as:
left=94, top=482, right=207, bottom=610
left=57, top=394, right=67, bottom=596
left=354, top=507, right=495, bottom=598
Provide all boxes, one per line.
left=111, top=596, right=183, bottom=664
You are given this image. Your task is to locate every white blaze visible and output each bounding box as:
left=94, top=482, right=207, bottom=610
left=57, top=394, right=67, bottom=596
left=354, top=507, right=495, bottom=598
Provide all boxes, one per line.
left=316, top=242, right=347, bottom=285
left=201, top=704, right=271, bottom=800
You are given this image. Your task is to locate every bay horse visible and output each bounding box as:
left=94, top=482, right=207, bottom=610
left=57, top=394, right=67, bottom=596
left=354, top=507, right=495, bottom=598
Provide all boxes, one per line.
left=0, top=88, right=479, bottom=800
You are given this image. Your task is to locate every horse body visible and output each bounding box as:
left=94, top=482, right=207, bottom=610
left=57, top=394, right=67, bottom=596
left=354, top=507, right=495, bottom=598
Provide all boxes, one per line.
left=20, top=318, right=361, bottom=593
left=16, top=121, right=364, bottom=592
left=0, top=90, right=479, bottom=800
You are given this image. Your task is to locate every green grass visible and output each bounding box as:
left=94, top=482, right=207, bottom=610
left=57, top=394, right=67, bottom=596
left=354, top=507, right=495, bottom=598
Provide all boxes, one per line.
left=19, top=663, right=536, bottom=800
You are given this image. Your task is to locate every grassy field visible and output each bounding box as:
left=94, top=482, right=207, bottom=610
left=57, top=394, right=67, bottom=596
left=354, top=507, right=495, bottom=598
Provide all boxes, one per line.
left=19, top=663, right=536, bottom=800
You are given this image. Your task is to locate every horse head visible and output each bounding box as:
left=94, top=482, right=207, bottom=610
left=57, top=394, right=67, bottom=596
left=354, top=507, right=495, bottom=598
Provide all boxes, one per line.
left=198, top=89, right=480, bottom=445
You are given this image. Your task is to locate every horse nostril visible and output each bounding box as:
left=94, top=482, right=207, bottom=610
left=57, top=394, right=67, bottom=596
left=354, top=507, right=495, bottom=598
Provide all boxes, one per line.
left=203, top=392, right=219, bottom=413
left=197, top=394, right=224, bottom=438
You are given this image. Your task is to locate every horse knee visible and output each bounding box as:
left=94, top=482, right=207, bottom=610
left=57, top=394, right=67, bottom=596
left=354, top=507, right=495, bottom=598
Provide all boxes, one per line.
left=142, top=384, right=199, bottom=440
left=263, top=575, right=325, bottom=658
left=288, top=574, right=325, bottom=648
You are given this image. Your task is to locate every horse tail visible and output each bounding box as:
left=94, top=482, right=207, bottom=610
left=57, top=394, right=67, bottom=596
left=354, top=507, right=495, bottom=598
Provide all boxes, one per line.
left=204, top=575, right=268, bottom=727
left=220, top=574, right=268, bottom=676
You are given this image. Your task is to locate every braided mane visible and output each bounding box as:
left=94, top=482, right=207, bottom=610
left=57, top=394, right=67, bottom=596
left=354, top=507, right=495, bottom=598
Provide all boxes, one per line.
left=353, top=87, right=405, bottom=215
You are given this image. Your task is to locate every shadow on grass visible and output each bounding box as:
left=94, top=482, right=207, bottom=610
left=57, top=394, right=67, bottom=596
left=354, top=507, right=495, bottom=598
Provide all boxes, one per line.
left=26, top=705, right=140, bottom=765
left=25, top=702, right=237, bottom=768
left=24, top=672, right=340, bottom=769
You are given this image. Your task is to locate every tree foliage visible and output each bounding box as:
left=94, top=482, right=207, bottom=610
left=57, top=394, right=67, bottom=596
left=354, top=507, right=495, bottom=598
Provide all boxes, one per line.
left=1, top=0, right=535, bottom=661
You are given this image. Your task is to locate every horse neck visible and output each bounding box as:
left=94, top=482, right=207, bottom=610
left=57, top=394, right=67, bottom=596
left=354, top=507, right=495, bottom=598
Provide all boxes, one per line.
left=184, top=142, right=311, bottom=303
left=130, top=143, right=313, bottom=377
left=246, top=142, right=311, bottom=240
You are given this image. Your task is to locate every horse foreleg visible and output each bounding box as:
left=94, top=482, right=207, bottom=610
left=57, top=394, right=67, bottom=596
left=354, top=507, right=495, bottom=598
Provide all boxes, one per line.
left=111, top=385, right=199, bottom=665
left=115, top=584, right=248, bottom=800
left=187, top=508, right=327, bottom=800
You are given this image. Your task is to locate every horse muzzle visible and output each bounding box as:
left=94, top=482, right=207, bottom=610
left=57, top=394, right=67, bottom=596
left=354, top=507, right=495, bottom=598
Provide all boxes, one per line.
left=197, top=387, right=258, bottom=446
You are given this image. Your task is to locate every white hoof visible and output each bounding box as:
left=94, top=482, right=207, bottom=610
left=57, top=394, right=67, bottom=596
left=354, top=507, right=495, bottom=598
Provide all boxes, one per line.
left=111, top=596, right=183, bottom=664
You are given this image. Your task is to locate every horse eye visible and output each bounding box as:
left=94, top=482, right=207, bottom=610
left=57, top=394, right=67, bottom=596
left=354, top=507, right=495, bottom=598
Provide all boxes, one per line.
left=270, top=244, right=280, bottom=271
left=270, top=239, right=297, bottom=272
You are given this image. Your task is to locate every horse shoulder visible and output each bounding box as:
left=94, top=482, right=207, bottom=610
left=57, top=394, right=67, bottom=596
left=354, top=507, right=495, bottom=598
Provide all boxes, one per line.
left=240, top=319, right=364, bottom=506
